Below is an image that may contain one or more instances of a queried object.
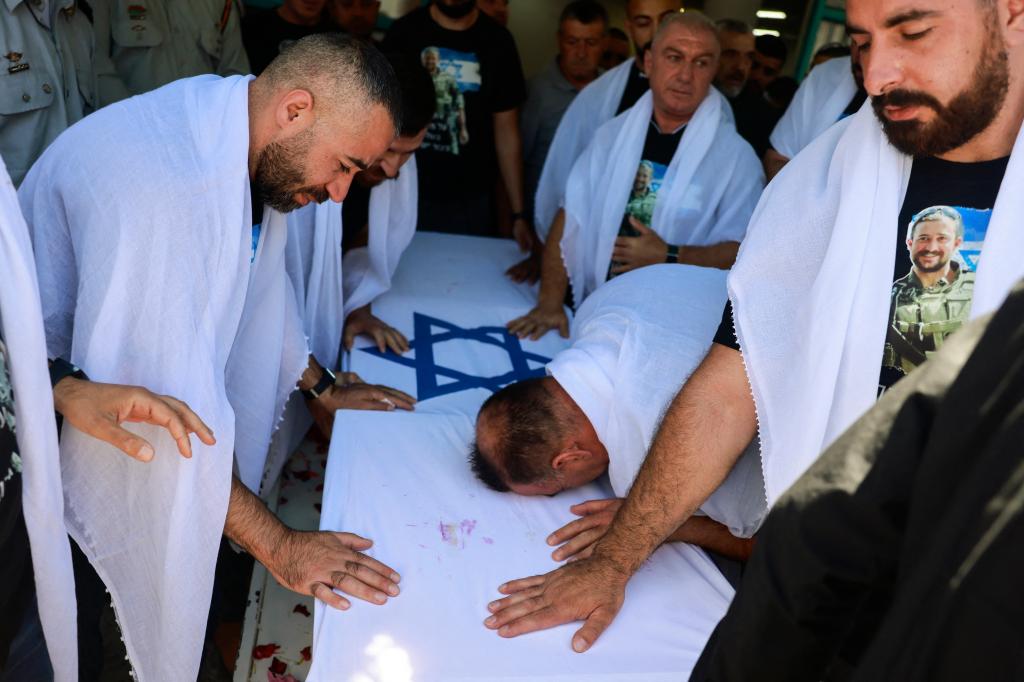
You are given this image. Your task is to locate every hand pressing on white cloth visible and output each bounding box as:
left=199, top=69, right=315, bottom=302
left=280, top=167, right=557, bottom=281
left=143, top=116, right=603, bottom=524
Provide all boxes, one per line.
left=52, top=376, right=216, bottom=461
left=343, top=304, right=410, bottom=355
left=485, top=555, right=628, bottom=653
left=226, top=477, right=401, bottom=611
left=307, top=372, right=416, bottom=439
left=506, top=303, right=570, bottom=341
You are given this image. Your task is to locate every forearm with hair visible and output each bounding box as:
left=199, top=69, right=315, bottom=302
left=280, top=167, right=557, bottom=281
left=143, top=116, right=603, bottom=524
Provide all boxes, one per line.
left=676, top=241, right=740, bottom=270
left=668, top=516, right=756, bottom=562
left=494, top=108, right=526, bottom=213
left=592, top=344, right=758, bottom=575
left=225, top=475, right=289, bottom=569
left=537, top=210, right=569, bottom=307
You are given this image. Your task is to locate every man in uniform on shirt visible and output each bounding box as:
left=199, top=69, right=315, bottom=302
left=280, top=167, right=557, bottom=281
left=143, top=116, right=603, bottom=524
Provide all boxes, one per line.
left=329, top=0, right=381, bottom=43
left=484, top=0, right=1024, bottom=656
left=383, top=0, right=531, bottom=246
left=91, top=0, right=250, bottom=106
left=520, top=1, right=608, bottom=241
left=0, top=0, right=95, bottom=186
left=883, top=206, right=974, bottom=381
left=243, top=0, right=332, bottom=75
left=507, top=12, right=762, bottom=340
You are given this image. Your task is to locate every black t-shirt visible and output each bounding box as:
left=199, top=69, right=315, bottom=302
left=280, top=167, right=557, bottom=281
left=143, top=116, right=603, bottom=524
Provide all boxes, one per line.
left=608, top=120, right=684, bottom=279
left=730, top=89, right=785, bottom=158
left=878, top=155, right=1008, bottom=394
left=615, top=60, right=649, bottom=116
left=381, top=8, right=526, bottom=199
left=241, top=10, right=334, bottom=75
left=341, top=180, right=372, bottom=252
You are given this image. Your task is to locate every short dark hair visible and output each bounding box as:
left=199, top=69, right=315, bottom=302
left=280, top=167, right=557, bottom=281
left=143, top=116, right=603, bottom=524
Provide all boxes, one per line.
left=813, top=42, right=851, bottom=60
left=468, top=378, right=568, bottom=491
left=755, top=34, right=787, bottom=62
left=385, top=52, right=436, bottom=136
left=560, top=0, right=608, bottom=29
left=608, top=26, right=628, bottom=42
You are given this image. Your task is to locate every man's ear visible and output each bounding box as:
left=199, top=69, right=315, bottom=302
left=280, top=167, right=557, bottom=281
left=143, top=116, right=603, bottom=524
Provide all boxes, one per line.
left=275, top=88, right=316, bottom=132
left=551, top=447, right=592, bottom=471
left=1007, top=0, right=1024, bottom=47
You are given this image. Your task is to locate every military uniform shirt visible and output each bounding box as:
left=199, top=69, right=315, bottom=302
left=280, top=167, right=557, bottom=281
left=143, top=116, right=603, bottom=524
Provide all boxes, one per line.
left=92, top=0, right=250, bottom=106
left=0, top=0, right=95, bottom=185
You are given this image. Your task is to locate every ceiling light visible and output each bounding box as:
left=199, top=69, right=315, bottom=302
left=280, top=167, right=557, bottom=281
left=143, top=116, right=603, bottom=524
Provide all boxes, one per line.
left=753, top=28, right=781, bottom=37
left=756, top=10, right=787, bottom=20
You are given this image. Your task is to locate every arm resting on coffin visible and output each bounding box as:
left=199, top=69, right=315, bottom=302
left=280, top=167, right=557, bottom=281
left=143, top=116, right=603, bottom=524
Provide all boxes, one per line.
left=506, top=209, right=570, bottom=340
left=224, top=475, right=402, bottom=611
left=485, top=344, right=757, bottom=651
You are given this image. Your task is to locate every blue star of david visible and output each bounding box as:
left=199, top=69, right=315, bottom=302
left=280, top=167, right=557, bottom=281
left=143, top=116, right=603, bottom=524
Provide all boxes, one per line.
left=358, top=313, right=552, bottom=401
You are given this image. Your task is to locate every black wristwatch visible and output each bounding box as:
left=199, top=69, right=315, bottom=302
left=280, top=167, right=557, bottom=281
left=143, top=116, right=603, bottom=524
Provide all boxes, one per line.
left=49, top=357, right=88, bottom=389
left=510, top=211, right=526, bottom=223
left=665, top=244, right=680, bottom=263
left=302, top=366, right=336, bottom=400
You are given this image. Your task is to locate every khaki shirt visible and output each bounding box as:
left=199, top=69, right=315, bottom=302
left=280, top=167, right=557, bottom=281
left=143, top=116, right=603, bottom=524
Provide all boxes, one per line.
left=0, top=0, right=95, bottom=185
left=92, top=0, right=250, bottom=106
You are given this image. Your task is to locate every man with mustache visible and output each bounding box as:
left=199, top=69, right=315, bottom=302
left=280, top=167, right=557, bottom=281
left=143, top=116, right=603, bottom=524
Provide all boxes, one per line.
left=21, top=35, right=404, bottom=680
left=485, top=0, right=1024, bottom=658
left=520, top=1, right=608, bottom=244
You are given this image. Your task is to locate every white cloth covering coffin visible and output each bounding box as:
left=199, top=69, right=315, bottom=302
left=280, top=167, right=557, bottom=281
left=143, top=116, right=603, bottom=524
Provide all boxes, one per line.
left=532, top=58, right=632, bottom=241
left=0, top=156, right=77, bottom=682
left=21, top=75, right=308, bottom=681
left=548, top=264, right=766, bottom=538
left=265, top=158, right=419, bottom=496
left=731, top=103, right=1024, bottom=506
left=769, top=56, right=857, bottom=161
left=561, top=89, right=763, bottom=308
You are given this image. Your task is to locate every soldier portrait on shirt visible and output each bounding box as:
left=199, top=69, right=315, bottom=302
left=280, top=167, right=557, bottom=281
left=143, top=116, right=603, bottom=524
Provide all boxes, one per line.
left=883, top=205, right=990, bottom=379
left=421, top=45, right=474, bottom=155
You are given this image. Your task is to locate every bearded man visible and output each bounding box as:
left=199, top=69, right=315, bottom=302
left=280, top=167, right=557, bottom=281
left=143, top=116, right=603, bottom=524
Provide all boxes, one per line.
left=21, top=35, right=405, bottom=681
left=484, top=0, right=1024, bottom=658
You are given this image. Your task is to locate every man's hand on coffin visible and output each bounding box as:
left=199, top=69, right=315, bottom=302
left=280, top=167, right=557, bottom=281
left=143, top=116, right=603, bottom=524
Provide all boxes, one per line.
left=506, top=248, right=542, bottom=284
left=52, top=378, right=217, bottom=462
left=610, top=218, right=668, bottom=275
left=271, top=530, right=402, bottom=610
left=343, top=305, right=410, bottom=355
left=307, top=379, right=416, bottom=437
left=512, top=217, right=535, bottom=252
left=506, top=303, right=570, bottom=340
left=547, top=498, right=624, bottom=562
left=484, top=556, right=628, bottom=653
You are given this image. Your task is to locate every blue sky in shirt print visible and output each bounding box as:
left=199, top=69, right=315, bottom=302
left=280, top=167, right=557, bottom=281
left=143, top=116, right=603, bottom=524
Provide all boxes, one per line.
left=633, top=159, right=669, bottom=196
left=434, top=47, right=482, bottom=93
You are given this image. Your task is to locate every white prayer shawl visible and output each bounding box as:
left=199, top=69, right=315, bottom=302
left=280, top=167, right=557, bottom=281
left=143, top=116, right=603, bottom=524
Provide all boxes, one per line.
left=769, top=56, right=857, bottom=160
left=342, top=155, right=419, bottom=316
left=20, top=75, right=308, bottom=681
left=731, top=104, right=1024, bottom=506
left=548, top=265, right=767, bottom=538
left=533, top=58, right=632, bottom=240
left=561, top=89, right=763, bottom=308
left=0, top=157, right=77, bottom=682
left=264, top=160, right=419, bottom=496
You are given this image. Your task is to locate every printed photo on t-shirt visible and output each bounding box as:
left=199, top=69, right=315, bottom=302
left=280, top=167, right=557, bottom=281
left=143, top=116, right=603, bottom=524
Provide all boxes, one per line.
left=882, top=204, right=991, bottom=382
left=621, top=158, right=668, bottom=234
left=420, top=46, right=481, bottom=156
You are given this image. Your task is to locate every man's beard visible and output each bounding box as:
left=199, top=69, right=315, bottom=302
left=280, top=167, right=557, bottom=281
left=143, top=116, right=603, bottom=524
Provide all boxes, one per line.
left=872, top=16, right=1009, bottom=157
left=912, top=251, right=951, bottom=273
left=435, top=0, right=475, bottom=19
left=252, top=128, right=329, bottom=213
left=716, top=75, right=744, bottom=98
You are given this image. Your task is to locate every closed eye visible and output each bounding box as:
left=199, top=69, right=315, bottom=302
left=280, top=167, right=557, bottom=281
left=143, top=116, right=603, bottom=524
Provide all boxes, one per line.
left=903, top=27, right=933, bottom=41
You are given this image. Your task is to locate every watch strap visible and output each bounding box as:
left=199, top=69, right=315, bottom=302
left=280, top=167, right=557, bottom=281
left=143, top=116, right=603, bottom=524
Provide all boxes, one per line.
left=302, top=366, right=336, bottom=400
left=49, top=358, right=88, bottom=389
left=665, top=244, right=680, bottom=263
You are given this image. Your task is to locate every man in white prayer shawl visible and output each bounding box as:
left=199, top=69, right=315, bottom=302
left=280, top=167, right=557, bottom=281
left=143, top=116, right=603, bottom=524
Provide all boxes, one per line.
left=509, top=0, right=681, bottom=282
left=508, top=11, right=763, bottom=340
left=21, top=35, right=408, bottom=681
left=486, top=0, right=1024, bottom=655
left=472, top=266, right=764, bottom=568
left=763, top=49, right=866, bottom=180
left=266, top=52, right=435, bottom=495
left=0, top=153, right=217, bottom=680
